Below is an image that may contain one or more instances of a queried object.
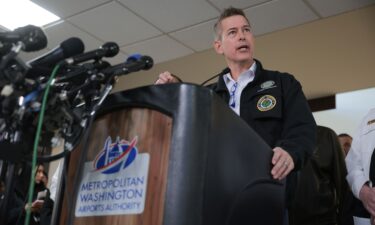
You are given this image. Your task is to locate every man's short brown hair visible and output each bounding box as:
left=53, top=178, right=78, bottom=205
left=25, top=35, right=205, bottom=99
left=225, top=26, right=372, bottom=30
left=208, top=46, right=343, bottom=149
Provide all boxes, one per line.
left=214, top=7, right=250, bottom=40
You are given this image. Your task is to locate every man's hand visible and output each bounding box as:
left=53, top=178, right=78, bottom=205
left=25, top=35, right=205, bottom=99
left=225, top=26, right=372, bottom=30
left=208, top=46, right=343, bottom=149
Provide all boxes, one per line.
left=359, top=184, right=375, bottom=216
left=155, top=71, right=180, bottom=84
left=25, top=200, right=44, bottom=213
left=271, top=147, right=294, bottom=180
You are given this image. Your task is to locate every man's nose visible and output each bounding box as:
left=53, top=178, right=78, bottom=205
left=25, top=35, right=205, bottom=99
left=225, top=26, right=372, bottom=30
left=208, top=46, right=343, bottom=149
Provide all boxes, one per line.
left=238, top=30, right=246, bottom=40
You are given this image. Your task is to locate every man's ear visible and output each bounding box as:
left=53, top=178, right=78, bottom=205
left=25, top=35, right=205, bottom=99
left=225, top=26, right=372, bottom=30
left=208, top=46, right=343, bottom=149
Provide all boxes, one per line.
left=213, top=40, right=223, bottom=55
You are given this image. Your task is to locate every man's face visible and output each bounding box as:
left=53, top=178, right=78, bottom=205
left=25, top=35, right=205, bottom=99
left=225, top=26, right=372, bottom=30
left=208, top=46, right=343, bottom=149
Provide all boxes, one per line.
left=214, top=15, right=255, bottom=65
left=339, top=136, right=352, bottom=156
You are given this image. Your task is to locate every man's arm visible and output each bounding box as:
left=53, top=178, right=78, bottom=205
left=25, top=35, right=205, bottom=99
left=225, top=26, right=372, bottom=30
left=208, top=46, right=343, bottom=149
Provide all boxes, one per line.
left=359, top=183, right=375, bottom=216
left=275, top=75, right=317, bottom=172
left=346, top=129, right=375, bottom=216
left=346, top=133, right=368, bottom=198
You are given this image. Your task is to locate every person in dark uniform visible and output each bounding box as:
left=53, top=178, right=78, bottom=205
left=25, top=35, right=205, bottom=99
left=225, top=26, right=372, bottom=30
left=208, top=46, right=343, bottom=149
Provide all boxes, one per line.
left=156, top=7, right=316, bottom=223
left=289, top=125, right=349, bottom=225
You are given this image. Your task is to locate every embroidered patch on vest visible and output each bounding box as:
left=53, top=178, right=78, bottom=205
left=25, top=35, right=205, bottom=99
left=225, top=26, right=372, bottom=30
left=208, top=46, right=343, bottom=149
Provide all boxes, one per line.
left=257, top=80, right=277, bottom=92
left=261, top=80, right=275, bottom=89
left=257, top=95, right=277, bottom=111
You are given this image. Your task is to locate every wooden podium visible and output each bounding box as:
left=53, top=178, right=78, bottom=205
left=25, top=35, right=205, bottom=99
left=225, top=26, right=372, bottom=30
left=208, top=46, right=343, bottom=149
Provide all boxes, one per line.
left=54, top=83, right=285, bottom=225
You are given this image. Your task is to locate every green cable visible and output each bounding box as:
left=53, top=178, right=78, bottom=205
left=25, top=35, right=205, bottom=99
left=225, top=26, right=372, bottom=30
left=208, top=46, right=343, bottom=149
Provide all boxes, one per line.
left=24, top=64, right=61, bottom=225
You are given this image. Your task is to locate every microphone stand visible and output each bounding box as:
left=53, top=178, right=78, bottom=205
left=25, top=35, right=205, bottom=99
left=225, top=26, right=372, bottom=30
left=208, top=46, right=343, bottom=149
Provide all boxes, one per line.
left=51, top=74, right=115, bottom=225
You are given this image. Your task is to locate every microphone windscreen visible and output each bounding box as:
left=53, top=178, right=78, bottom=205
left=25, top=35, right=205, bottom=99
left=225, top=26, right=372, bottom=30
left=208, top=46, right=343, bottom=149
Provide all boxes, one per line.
left=101, top=42, right=119, bottom=57
left=141, top=56, right=153, bottom=70
left=60, top=37, right=85, bottom=58
left=14, top=25, right=47, bottom=52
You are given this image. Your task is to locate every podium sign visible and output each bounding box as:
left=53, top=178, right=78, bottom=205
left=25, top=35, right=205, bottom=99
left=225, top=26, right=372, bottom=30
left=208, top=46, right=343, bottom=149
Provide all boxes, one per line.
left=55, top=84, right=284, bottom=225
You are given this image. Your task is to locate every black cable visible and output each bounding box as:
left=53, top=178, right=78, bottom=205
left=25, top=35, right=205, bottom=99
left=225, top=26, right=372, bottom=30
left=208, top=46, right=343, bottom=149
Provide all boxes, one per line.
left=37, top=150, right=70, bottom=163
left=200, top=67, right=230, bottom=86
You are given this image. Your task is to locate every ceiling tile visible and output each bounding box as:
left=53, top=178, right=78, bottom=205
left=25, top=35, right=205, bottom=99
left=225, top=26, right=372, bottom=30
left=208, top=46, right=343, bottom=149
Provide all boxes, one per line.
left=31, top=0, right=111, bottom=18
left=67, top=1, right=162, bottom=46
left=246, top=0, right=319, bottom=36
left=19, top=21, right=127, bottom=65
left=122, top=35, right=194, bottom=64
left=169, top=20, right=216, bottom=52
left=44, top=21, right=128, bottom=65
left=108, top=51, right=128, bottom=65
left=117, top=0, right=219, bottom=32
left=207, top=0, right=271, bottom=10
left=6, top=0, right=373, bottom=69
left=306, top=0, right=375, bottom=17
left=44, top=21, right=103, bottom=51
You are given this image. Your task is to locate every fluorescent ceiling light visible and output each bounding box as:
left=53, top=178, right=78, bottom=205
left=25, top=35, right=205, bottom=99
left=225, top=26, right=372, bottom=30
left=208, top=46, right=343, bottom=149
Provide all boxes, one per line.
left=0, top=0, right=60, bottom=30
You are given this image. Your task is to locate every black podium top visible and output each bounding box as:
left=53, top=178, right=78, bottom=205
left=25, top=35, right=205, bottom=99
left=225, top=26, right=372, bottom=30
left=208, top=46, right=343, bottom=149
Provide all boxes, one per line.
left=99, top=83, right=284, bottom=225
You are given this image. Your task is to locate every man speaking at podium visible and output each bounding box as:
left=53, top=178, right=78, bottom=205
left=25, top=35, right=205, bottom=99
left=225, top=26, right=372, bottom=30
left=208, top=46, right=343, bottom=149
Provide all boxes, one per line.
left=156, top=7, right=316, bottom=223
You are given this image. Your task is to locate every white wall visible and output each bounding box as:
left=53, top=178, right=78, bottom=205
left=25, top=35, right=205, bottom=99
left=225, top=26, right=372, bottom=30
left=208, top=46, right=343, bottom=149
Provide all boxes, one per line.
left=313, top=87, right=375, bottom=136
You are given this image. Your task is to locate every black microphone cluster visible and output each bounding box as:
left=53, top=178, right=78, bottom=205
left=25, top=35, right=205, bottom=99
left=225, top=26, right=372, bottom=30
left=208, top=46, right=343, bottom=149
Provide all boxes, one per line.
left=0, top=24, right=154, bottom=162
left=0, top=25, right=47, bottom=52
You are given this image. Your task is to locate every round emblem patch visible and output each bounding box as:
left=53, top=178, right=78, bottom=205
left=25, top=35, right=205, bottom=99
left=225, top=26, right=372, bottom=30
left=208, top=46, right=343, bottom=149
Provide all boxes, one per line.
left=257, top=95, right=277, bottom=111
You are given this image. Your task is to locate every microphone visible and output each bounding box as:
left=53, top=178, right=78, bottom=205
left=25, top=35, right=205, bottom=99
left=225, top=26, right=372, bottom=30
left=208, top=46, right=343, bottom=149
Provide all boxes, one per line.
left=28, top=37, right=84, bottom=69
left=200, top=67, right=230, bottom=86
left=65, top=42, right=119, bottom=65
left=0, top=25, right=47, bottom=52
left=55, top=60, right=111, bottom=84
left=100, top=54, right=153, bottom=76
